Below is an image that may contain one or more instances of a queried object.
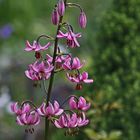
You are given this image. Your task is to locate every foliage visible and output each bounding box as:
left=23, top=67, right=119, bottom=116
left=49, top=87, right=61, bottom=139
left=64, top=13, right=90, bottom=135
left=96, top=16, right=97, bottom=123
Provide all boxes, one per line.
left=90, top=0, right=140, bottom=140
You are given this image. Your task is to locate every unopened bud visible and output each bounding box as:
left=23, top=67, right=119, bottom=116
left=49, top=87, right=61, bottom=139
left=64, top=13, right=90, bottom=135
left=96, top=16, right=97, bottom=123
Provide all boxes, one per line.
left=58, top=0, right=65, bottom=16
left=79, top=11, right=87, bottom=28
left=51, top=8, right=59, bottom=25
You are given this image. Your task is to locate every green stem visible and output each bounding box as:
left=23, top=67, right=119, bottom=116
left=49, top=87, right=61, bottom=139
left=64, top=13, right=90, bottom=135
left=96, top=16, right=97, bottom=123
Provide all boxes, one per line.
left=44, top=1, right=67, bottom=140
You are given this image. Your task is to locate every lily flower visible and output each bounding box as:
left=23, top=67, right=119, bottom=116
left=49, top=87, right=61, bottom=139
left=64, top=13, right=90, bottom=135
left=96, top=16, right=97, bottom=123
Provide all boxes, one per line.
left=57, top=30, right=81, bottom=48
left=54, top=113, right=78, bottom=128
left=62, top=57, right=84, bottom=70
left=25, top=61, right=54, bottom=81
left=16, top=111, right=40, bottom=126
left=54, top=112, right=89, bottom=128
left=67, top=72, right=93, bottom=90
left=69, top=96, right=91, bottom=111
left=37, top=101, right=63, bottom=117
left=67, top=72, right=93, bottom=84
left=11, top=102, right=31, bottom=116
left=25, top=40, right=51, bottom=52
left=46, top=54, right=71, bottom=69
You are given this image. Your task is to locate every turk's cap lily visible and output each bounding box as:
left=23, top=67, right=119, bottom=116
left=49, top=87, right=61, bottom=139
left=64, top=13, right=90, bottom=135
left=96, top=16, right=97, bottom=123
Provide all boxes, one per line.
left=46, top=54, right=70, bottom=63
left=69, top=96, right=91, bottom=111
left=11, top=102, right=31, bottom=116
left=25, top=40, right=51, bottom=52
left=54, top=113, right=77, bottom=128
left=62, top=57, right=84, bottom=70
left=16, top=111, right=40, bottom=126
left=57, top=30, right=81, bottom=48
left=37, top=101, right=64, bottom=117
left=25, top=61, right=54, bottom=81
left=54, top=112, right=89, bottom=128
left=67, top=71, right=93, bottom=84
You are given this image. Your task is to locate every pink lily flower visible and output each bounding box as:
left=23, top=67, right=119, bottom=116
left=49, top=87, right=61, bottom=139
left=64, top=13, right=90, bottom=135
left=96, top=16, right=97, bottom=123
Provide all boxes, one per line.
left=46, top=54, right=71, bottom=69
left=54, top=113, right=78, bottom=128
left=25, top=40, right=51, bottom=52
left=67, top=71, right=93, bottom=84
left=67, top=72, right=93, bottom=90
left=69, top=96, right=91, bottom=111
left=62, top=57, right=84, bottom=70
left=46, top=54, right=70, bottom=63
left=11, top=102, right=31, bottom=116
left=16, top=111, right=40, bottom=126
left=57, top=30, right=81, bottom=48
left=37, top=101, right=64, bottom=117
left=25, top=61, right=54, bottom=81
left=54, top=112, right=89, bottom=128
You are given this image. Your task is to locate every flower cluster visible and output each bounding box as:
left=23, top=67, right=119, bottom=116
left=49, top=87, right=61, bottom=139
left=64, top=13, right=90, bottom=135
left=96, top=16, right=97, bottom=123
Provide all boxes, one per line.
left=11, top=96, right=90, bottom=135
left=11, top=0, right=93, bottom=137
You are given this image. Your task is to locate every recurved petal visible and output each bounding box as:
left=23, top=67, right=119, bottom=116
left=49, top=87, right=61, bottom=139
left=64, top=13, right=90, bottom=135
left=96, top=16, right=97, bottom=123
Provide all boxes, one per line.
left=55, top=109, right=64, bottom=116
left=54, top=120, right=63, bottom=128
left=22, top=104, right=31, bottom=114
left=83, top=79, right=93, bottom=83
left=16, top=116, right=24, bottom=126
left=57, top=31, right=67, bottom=38
left=10, top=102, right=18, bottom=113
left=37, top=103, right=46, bottom=116
left=69, top=97, right=77, bottom=110
left=82, top=103, right=91, bottom=111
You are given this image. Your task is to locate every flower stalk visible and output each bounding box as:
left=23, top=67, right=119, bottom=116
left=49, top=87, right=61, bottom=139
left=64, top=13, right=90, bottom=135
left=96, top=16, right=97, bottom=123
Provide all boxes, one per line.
left=11, top=0, right=93, bottom=139
left=45, top=1, right=67, bottom=139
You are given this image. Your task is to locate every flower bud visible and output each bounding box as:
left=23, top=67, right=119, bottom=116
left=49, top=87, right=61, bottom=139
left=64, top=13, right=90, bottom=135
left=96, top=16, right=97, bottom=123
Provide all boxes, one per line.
left=58, top=0, right=65, bottom=16
left=79, top=11, right=87, bottom=28
left=51, top=8, right=59, bottom=25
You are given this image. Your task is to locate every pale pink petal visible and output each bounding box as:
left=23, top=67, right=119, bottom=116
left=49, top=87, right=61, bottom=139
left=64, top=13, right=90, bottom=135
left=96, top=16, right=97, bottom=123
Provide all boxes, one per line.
left=16, top=116, right=24, bottom=126
left=69, top=97, right=77, bottom=109
left=83, top=79, right=93, bottom=83
left=54, top=120, right=63, bottom=128
left=55, top=109, right=64, bottom=116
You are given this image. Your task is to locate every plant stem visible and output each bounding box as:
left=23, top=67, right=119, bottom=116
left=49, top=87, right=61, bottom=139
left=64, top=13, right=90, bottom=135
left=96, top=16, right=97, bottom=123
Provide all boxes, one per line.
left=44, top=1, right=67, bottom=140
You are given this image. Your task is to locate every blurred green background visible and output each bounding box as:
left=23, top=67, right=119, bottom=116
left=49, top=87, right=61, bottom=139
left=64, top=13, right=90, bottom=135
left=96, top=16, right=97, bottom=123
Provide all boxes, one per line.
left=0, top=0, right=140, bottom=140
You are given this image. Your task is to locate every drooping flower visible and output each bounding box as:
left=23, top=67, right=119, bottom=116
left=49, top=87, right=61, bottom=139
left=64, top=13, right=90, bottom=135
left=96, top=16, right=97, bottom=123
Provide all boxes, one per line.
left=46, top=54, right=71, bottom=69
left=69, top=96, right=91, bottom=111
left=58, top=0, right=65, bottom=16
left=25, top=61, right=54, bottom=81
left=11, top=102, right=31, bottom=116
left=54, top=113, right=77, bottom=128
left=51, top=8, right=59, bottom=25
left=16, top=111, right=40, bottom=126
left=57, top=30, right=81, bottom=48
left=37, top=101, right=63, bottom=117
left=25, top=40, right=51, bottom=52
left=67, top=71, right=93, bottom=84
left=62, top=57, right=84, bottom=70
left=79, top=11, right=87, bottom=28
left=67, top=72, right=93, bottom=90
left=54, top=112, right=89, bottom=128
